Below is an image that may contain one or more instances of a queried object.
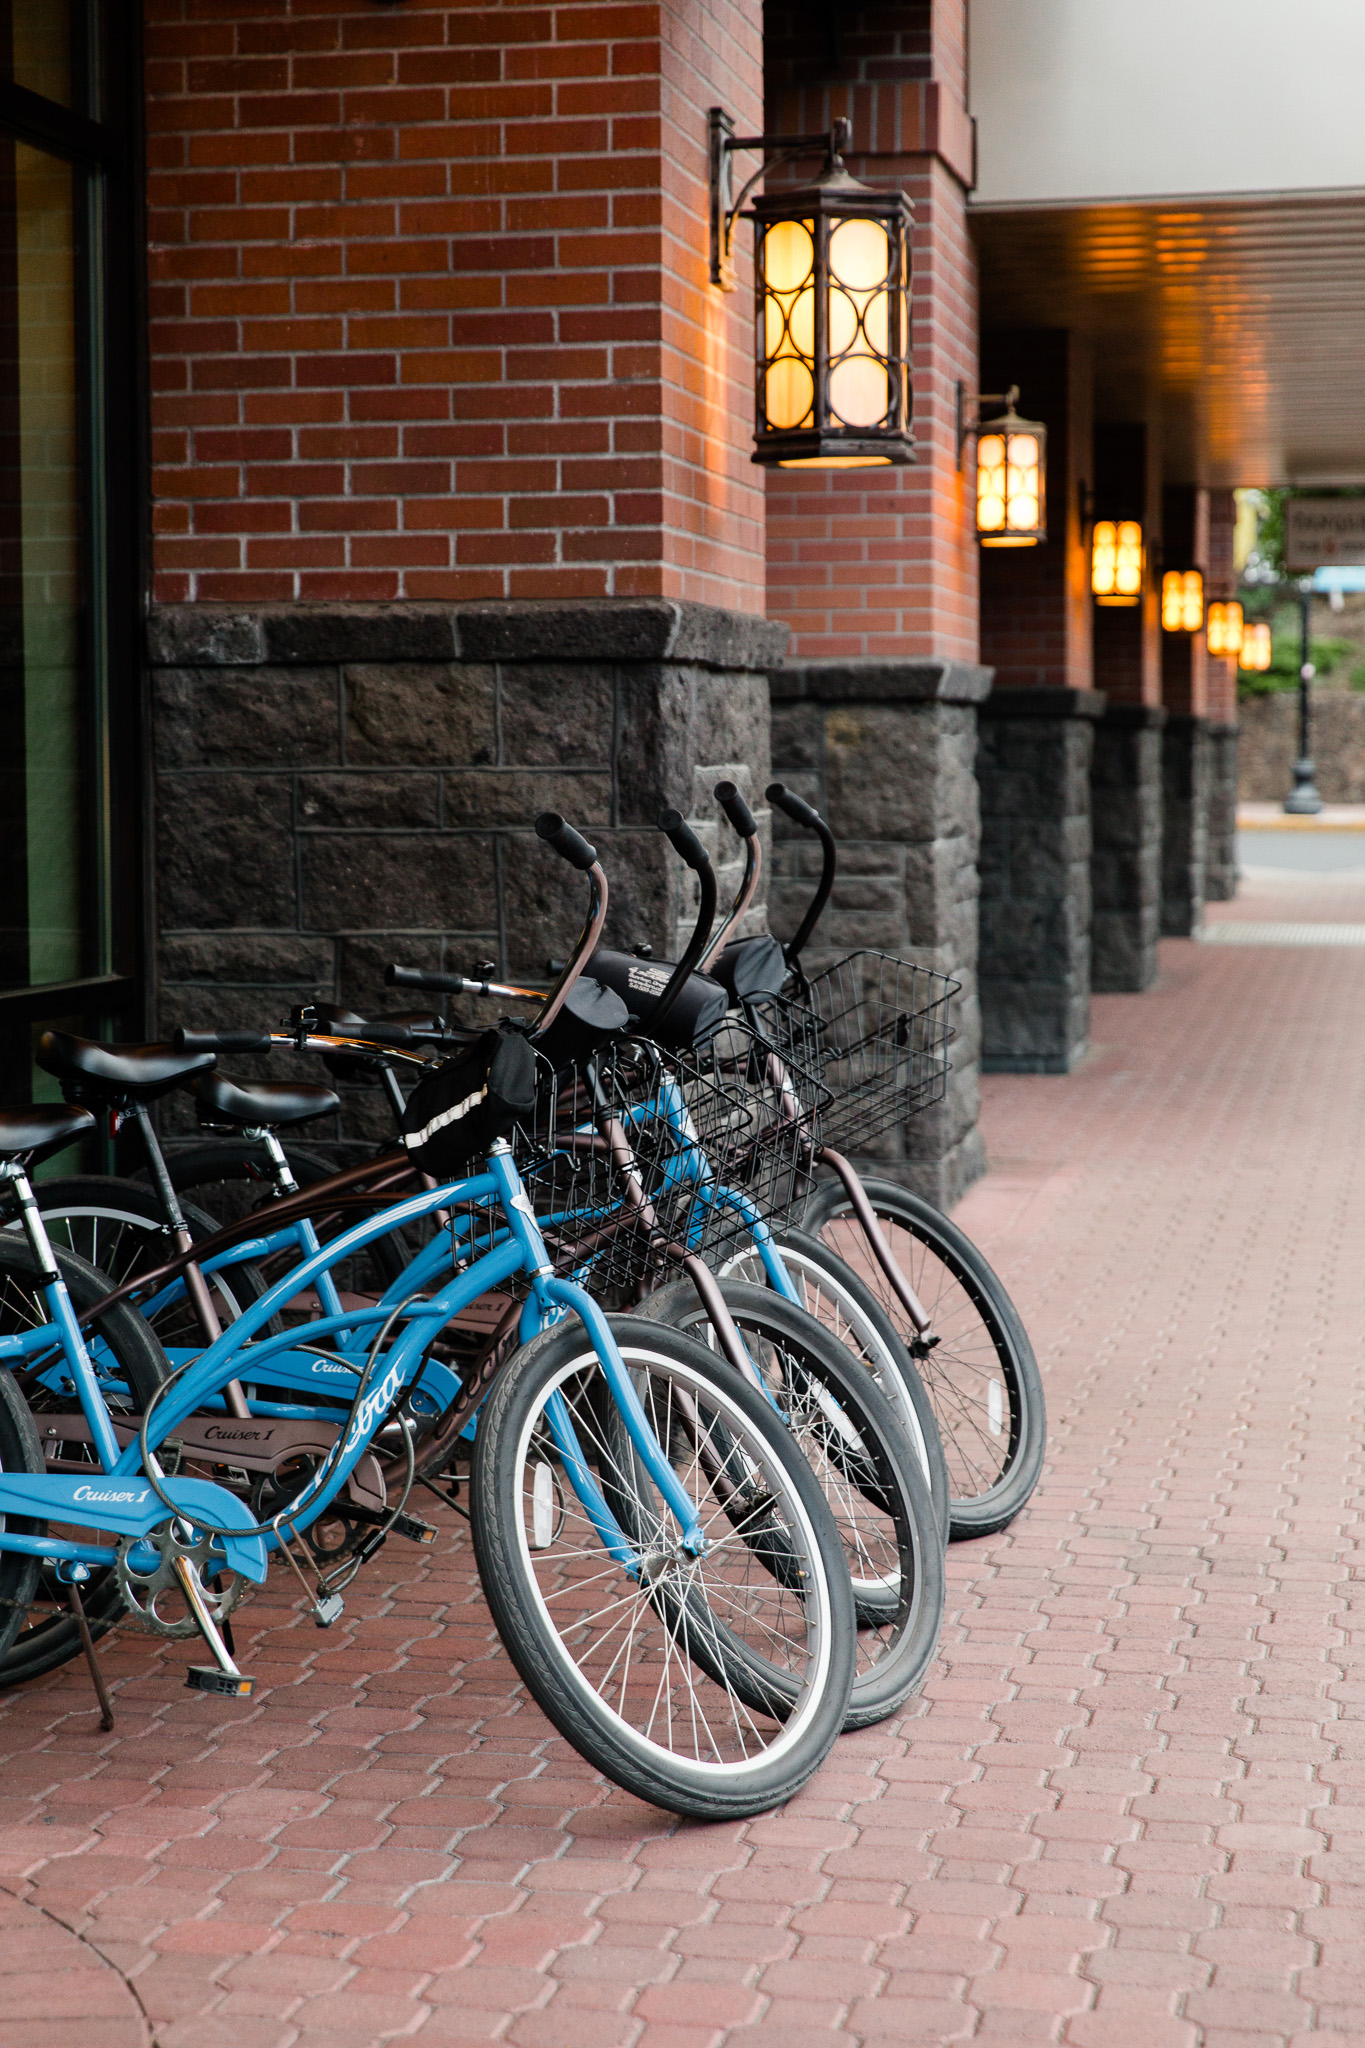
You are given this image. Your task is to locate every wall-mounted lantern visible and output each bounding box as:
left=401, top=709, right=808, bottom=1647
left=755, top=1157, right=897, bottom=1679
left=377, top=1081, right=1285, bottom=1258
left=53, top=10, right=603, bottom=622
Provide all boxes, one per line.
left=1207, top=600, right=1244, bottom=657
left=1091, top=520, right=1144, bottom=605
left=1239, top=620, right=1272, bottom=671
left=709, top=109, right=914, bottom=468
left=1161, top=568, right=1204, bottom=633
left=958, top=386, right=1047, bottom=546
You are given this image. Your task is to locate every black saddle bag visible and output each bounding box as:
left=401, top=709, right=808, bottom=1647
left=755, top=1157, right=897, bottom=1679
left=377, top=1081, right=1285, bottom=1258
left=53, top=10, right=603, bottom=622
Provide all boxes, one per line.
left=400, top=1027, right=538, bottom=1179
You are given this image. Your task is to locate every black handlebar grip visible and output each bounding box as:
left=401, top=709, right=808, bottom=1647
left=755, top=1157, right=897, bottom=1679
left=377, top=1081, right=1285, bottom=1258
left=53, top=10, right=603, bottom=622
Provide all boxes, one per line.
left=658, top=809, right=712, bottom=874
left=765, top=781, right=824, bottom=831
left=535, top=811, right=598, bottom=872
left=714, top=780, right=757, bottom=840
left=172, top=1028, right=271, bottom=1054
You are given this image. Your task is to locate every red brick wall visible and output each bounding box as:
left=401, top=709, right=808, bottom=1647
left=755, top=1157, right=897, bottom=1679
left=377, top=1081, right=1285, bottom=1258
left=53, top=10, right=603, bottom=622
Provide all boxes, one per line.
left=762, top=6, right=979, bottom=663
left=144, top=0, right=765, bottom=610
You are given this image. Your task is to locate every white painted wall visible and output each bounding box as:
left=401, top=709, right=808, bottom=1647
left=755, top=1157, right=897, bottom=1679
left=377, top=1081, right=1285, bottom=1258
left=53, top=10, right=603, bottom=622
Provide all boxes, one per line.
left=970, top=0, right=1365, bottom=206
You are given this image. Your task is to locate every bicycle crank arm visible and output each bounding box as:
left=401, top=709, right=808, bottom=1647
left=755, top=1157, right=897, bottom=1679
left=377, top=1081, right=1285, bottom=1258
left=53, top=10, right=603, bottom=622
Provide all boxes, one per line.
left=174, top=1555, right=256, bottom=1698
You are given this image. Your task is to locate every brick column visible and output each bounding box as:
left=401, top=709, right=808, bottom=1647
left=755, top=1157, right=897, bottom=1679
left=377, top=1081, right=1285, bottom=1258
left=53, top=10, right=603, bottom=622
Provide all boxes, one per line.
left=976, top=328, right=1098, bottom=1069
left=1090, top=421, right=1165, bottom=989
left=142, top=1, right=779, bottom=1026
left=769, top=658, right=989, bottom=1209
left=763, top=3, right=985, bottom=1201
left=1204, top=489, right=1240, bottom=901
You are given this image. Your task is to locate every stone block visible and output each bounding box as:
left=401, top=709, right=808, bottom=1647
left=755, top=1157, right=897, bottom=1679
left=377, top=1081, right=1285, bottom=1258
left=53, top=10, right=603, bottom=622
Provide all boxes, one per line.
left=440, top=769, right=611, bottom=829
left=301, top=832, right=497, bottom=934
left=339, top=934, right=445, bottom=1011
left=343, top=664, right=496, bottom=767
left=1205, top=725, right=1239, bottom=902
left=147, top=607, right=267, bottom=667
left=1091, top=708, right=1164, bottom=992
left=158, top=774, right=297, bottom=931
left=1161, top=716, right=1211, bottom=937
left=266, top=604, right=459, bottom=664
left=155, top=667, right=340, bottom=769
left=497, top=665, right=614, bottom=768
left=298, top=774, right=439, bottom=829
left=159, top=932, right=335, bottom=987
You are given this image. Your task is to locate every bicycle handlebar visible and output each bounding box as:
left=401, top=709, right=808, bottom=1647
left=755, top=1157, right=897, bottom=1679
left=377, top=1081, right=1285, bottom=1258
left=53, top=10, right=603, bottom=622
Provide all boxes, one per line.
left=173, top=1029, right=272, bottom=1054
left=535, top=810, right=597, bottom=873
left=649, top=809, right=718, bottom=1036
left=658, top=808, right=709, bottom=874
left=714, top=779, right=756, bottom=840
left=700, top=779, right=763, bottom=973
left=765, top=781, right=837, bottom=967
left=385, top=962, right=548, bottom=1002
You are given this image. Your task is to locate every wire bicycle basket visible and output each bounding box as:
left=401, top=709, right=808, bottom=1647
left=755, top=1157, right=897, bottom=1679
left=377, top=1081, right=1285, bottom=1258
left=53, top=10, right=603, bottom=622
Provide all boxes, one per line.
left=757, top=949, right=957, bottom=1158
left=509, top=1023, right=830, bottom=1295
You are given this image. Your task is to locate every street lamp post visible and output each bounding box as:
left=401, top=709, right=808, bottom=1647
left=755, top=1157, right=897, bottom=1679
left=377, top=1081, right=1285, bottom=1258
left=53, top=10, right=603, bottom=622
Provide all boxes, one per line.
left=1284, top=581, right=1324, bottom=814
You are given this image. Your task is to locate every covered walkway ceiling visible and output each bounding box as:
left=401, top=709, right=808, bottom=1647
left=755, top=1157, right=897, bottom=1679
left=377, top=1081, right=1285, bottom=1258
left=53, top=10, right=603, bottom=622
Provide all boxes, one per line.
left=972, top=192, right=1365, bottom=490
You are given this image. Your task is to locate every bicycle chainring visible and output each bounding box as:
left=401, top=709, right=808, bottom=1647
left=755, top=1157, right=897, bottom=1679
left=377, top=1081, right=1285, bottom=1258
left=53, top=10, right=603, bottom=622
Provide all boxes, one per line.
left=114, top=1526, right=246, bottom=1640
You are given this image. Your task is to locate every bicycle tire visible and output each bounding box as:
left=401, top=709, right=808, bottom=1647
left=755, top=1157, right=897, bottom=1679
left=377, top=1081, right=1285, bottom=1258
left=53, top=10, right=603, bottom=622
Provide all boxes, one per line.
left=718, top=1228, right=951, bottom=1541
left=0, top=1236, right=171, bottom=1687
left=638, top=1278, right=945, bottom=1729
left=800, top=1178, right=1045, bottom=1538
left=470, top=1316, right=855, bottom=1819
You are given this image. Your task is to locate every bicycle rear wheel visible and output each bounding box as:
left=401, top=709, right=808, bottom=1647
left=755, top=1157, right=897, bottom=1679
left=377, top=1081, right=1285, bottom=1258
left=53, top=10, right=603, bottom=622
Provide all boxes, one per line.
left=800, top=1177, right=1045, bottom=1538
left=470, top=1317, right=855, bottom=1819
left=719, top=1228, right=951, bottom=1540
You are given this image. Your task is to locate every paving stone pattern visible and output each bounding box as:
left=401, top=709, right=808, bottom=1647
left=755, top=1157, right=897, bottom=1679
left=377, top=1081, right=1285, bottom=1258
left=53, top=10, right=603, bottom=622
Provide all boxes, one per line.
left=3, top=865, right=1365, bottom=2045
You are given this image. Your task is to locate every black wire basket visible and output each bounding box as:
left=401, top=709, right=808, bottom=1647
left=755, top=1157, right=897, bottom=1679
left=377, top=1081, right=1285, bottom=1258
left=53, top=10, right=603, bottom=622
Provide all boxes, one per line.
left=766, top=950, right=957, bottom=1157
left=508, top=1023, right=830, bottom=1296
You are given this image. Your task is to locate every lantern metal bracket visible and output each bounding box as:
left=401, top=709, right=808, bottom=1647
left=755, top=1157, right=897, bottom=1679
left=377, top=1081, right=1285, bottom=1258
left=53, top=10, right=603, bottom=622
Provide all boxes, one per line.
left=709, top=107, right=852, bottom=291
left=956, top=383, right=1021, bottom=470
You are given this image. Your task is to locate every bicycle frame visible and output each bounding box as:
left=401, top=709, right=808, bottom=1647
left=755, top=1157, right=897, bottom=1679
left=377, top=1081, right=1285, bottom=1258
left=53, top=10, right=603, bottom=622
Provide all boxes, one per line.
left=111, top=1142, right=708, bottom=1563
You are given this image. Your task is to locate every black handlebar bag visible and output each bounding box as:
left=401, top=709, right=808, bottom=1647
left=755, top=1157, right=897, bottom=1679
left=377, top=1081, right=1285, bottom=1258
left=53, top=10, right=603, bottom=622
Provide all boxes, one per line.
left=400, top=1027, right=538, bottom=1179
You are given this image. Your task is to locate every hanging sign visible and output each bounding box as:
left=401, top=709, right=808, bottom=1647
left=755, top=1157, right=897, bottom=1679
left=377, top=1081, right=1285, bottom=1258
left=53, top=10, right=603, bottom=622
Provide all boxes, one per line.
left=1285, top=497, right=1365, bottom=570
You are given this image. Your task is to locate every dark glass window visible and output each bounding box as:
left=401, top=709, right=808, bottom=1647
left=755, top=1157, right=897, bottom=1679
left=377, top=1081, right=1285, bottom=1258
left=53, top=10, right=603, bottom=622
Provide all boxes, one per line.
left=0, top=3, right=142, bottom=1141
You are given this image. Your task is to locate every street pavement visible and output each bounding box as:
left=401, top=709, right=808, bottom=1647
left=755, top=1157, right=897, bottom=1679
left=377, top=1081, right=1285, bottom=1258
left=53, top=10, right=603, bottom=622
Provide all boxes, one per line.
left=1, top=862, right=1364, bottom=2046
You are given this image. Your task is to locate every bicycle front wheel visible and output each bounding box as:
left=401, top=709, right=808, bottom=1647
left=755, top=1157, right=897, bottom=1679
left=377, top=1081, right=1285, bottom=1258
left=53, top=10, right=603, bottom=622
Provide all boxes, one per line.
left=640, top=1278, right=945, bottom=1730
left=470, top=1317, right=855, bottom=1820
left=801, top=1177, right=1045, bottom=1538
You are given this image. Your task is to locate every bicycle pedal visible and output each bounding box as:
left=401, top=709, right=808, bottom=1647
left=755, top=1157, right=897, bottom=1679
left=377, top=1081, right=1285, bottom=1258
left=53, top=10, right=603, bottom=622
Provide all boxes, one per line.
left=392, top=1513, right=438, bottom=1547
left=312, top=1593, right=345, bottom=1628
left=185, top=1665, right=255, bottom=1699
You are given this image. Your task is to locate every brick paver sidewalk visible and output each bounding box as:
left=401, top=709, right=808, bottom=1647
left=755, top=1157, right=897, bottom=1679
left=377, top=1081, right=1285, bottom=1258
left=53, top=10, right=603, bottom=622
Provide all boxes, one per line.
left=1, top=881, right=1363, bottom=2046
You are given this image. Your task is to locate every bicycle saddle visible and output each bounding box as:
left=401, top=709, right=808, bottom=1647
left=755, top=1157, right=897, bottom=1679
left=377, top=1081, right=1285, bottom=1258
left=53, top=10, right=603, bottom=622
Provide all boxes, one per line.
left=36, top=1031, right=216, bottom=1106
left=192, top=1071, right=340, bottom=1130
left=0, top=1103, right=96, bottom=1165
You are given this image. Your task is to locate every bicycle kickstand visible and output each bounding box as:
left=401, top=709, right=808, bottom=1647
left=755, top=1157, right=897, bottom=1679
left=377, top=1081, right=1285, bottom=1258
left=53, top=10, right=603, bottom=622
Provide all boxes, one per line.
left=66, top=1578, right=115, bottom=1732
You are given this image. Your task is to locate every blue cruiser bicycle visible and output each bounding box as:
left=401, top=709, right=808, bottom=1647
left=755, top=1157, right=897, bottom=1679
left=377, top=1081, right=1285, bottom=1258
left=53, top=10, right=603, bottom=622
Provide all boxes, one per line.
left=0, top=819, right=858, bottom=1819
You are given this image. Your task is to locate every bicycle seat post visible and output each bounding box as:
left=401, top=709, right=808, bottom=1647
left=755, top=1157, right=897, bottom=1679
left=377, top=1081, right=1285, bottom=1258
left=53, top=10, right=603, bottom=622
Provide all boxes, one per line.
left=130, top=1100, right=253, bottom=1420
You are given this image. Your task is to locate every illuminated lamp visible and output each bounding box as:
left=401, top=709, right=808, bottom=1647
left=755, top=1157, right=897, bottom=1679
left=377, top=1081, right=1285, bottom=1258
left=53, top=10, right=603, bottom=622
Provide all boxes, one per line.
left=1161, top=568, right=1204, bottom=632
left=709, top=110, right=913, bottom=469
left=1239, top=621, right=1272, bottom=672
left=1091, top=520, right=1144, bottom=605
left=1207, top=601, right=1244, bottom=657
left=960, top=386, right=1047, bottom=547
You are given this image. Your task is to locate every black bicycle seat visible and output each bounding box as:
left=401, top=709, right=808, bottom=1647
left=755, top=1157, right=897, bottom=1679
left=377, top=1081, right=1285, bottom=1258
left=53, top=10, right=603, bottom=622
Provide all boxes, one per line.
left=0, top=1103, right=96, bottom=1165
left=192, top=1071, right=340, bottom=1131
left=36, top=1031, right=216, bottom=1106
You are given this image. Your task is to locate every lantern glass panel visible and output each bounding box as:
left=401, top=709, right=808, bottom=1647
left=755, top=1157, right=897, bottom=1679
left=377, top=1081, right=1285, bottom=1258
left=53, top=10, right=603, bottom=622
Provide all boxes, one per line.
left=977, top=431, right=1007, bottom=534
left=762, top=218, right=815, bottom=432
left=1162, top=569, right=1204, bottom=632
left=1093, top=519, right=1143, bottom=603
left=1239, top=621, right=1271, bottom=671
left=1208, top=600, right=1244, bottom=656
left=827, top=216, right=891, bottom=430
